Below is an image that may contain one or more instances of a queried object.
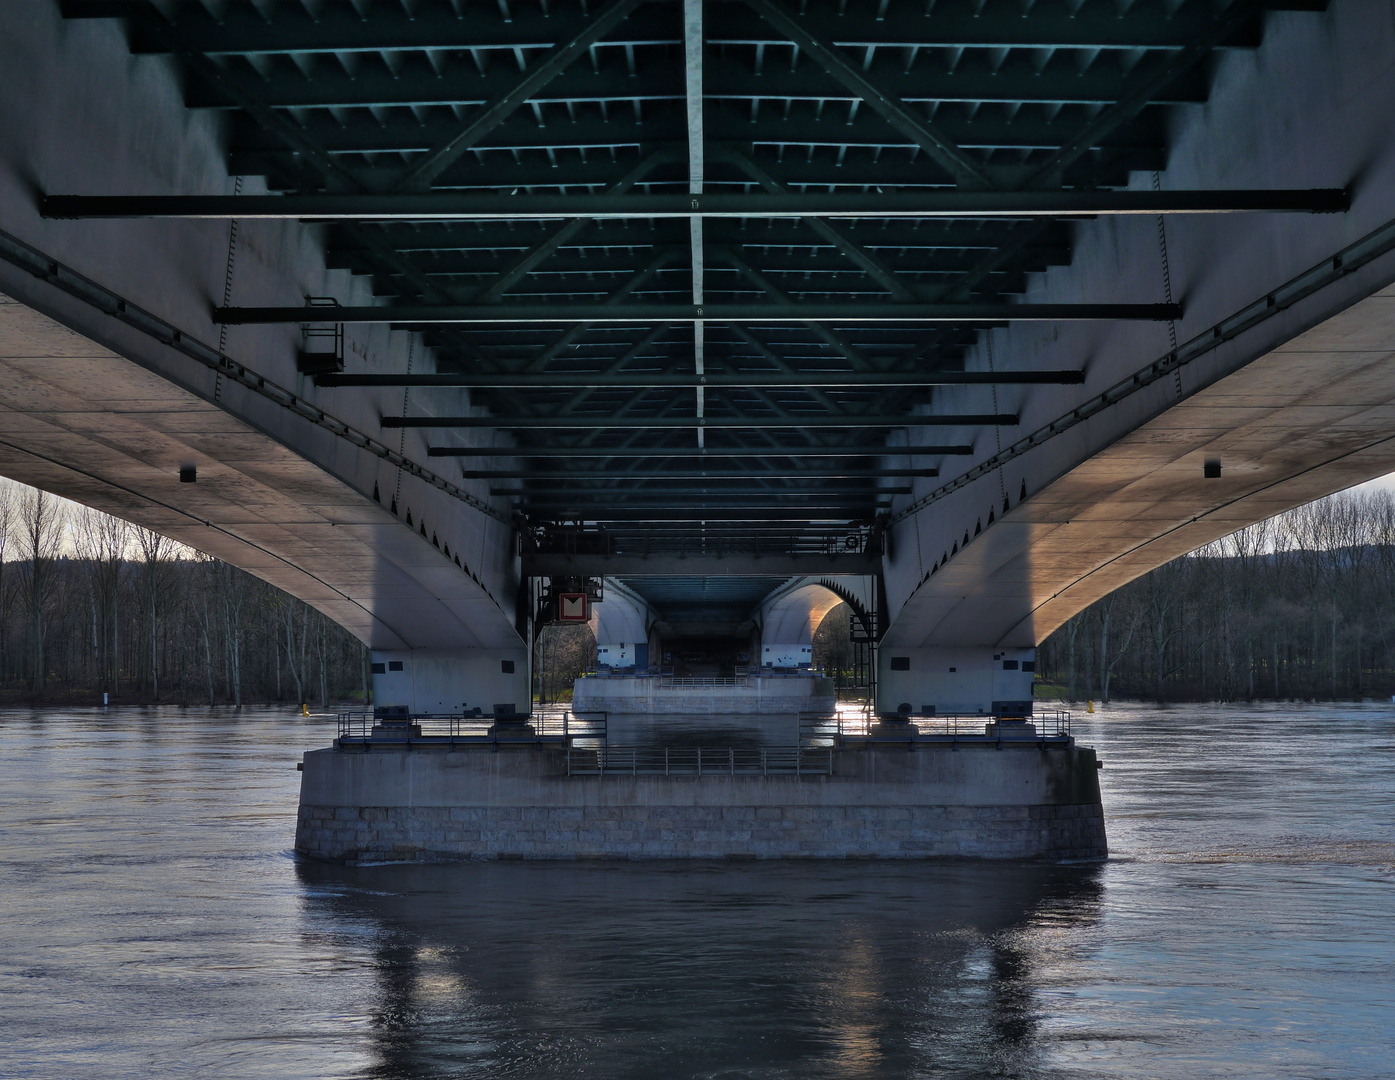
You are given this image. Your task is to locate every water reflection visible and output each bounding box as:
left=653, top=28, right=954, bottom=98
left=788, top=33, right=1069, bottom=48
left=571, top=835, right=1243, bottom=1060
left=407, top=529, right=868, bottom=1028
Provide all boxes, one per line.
left=2, top=704, right=1389, bottom=1078
left=296, top=859, right=1104, bottom=1079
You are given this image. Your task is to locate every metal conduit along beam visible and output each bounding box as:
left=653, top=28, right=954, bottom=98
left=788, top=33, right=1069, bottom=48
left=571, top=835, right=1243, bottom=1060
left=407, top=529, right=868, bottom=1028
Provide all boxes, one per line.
left=316, top=370, right=1083, bottom=387
left=44, top=189, right=1350, bottom=219
left=387, top=414, right=1017, bottom=429
left=430, top=445, right=974, bottom=457
left=217, top=302, right=1179, bottom=324
left=388, top=0, right=648, bottom=191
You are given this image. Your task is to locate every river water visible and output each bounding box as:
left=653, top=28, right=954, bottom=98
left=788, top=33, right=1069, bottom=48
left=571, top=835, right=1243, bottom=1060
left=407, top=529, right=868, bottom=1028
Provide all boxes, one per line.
left=0, top=702, right=1390, bottom=1079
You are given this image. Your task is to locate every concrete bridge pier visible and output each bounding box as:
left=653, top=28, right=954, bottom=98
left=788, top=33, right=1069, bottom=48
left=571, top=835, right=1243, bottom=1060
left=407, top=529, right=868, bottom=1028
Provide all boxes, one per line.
left=588, top=580, right=658, bottom=671
left=370, top=648, right=531, bottom=718
left=754, top=578, right=855, bottom=670
left=876, top=647, right=1038, bottom=720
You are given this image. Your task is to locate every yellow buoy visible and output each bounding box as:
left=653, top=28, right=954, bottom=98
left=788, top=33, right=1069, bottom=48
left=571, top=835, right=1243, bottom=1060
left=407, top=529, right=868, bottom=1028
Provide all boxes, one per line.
left=1087, top=700, right=1095, bottom=713
left=301, top=703, right=309, bottom=717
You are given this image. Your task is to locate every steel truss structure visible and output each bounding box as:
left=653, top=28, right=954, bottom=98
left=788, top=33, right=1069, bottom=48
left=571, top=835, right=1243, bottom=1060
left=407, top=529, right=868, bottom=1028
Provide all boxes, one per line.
left=61, top=0, right=1331, bottom=550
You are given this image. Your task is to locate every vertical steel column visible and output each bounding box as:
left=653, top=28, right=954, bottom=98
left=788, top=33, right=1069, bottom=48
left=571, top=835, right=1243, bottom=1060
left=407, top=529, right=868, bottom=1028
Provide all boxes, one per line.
left=684, top=0, right=705, bottom=448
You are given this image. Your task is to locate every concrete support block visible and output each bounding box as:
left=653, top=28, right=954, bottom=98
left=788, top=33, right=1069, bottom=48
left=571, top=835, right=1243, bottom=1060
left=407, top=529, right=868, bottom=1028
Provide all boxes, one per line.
left=294, top=743, right=1106, bottom=862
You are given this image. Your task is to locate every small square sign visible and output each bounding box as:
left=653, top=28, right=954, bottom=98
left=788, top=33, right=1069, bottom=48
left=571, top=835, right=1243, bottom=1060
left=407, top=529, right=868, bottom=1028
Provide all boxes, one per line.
left=558, top=593, right=588, bottom=622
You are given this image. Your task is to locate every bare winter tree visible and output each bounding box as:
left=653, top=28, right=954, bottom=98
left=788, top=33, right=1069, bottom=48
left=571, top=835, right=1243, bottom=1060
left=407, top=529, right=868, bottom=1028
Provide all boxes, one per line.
left=134, top=526, right=174, bottom=698
left=279, top=593, right=310, bottom=708
left=16, top=472, right=1395, bottom=708
left=15, top=487, right=65, bottom=693
left=1038, top=487, right=1395, bottom=702
left=220, top=561, right=247, bottom=707
left=1095, top=590, right=1140, bottom=703
left=0, top=480, right=13, bottom=679
left=812, top=604, right=855, bottom=693
left=0, top=476, right=370, bottom=707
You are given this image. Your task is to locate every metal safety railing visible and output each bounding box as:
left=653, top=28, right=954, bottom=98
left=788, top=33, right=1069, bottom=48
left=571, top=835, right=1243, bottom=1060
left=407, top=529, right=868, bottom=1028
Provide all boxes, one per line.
left=800, top=709, right=1072, bottom=745
left=657, top=676, right=750, bottom=688
left=567, top=745, right=834, bottom=777
left=336, top=709, right=607, bottom=746
left=580, top=671, right=826, bottom=682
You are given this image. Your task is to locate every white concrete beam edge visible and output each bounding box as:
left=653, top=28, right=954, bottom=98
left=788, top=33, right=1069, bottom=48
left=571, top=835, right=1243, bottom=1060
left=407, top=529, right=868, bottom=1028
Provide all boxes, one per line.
left=685, top=0, right=705, bottom=449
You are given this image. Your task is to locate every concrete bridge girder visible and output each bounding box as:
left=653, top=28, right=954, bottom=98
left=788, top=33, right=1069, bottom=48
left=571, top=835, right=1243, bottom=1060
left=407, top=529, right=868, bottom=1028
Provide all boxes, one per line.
left=880, top=0, right=1395, bottom=655
left=589, top=578, right=658, bottom=669
left=0, top=9, right=527, bottom=680
left=586, top=574, right=873, bottom=673
left=753, top=576, right=875, bottom=668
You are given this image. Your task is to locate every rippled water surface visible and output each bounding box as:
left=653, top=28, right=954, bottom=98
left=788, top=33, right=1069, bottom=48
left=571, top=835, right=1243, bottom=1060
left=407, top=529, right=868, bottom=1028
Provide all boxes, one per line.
left=0, top=703, right=1391, bottom=1079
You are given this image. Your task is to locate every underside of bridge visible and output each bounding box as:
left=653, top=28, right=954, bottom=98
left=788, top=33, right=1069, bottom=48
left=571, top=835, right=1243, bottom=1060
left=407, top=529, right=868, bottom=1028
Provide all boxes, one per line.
left=3, top=0, right=1395, bottom=721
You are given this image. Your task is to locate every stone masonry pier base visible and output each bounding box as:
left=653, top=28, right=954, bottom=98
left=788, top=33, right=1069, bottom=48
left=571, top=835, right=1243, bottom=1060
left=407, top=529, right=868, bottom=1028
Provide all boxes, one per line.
left=295, top=743, right=1106, bottom=862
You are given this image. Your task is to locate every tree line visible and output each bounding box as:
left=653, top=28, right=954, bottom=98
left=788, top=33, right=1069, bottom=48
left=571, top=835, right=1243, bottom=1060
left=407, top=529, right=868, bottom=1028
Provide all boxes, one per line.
left=1035, top=487, right=1395, bottom=702
left=8, top=472, right=1393, bottom=707
left=0, top=478, right=368, bottom=706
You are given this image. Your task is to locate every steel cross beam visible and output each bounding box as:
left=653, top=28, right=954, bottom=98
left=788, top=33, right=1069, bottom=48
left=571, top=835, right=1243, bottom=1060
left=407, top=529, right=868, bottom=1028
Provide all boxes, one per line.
left=713, top=247, right=874, bottom=373
left=62, top=1, right=1281, bottom=52
left=741, top=0, right=997, bottom=189
left=107, top=10, right=522, bottom=395
left=513, top=509, right=893, bottom=519
left=1020, top=0, right=1271, bottom=189
left=515, top=248, right=683, bottom=375
left=467, top=468, right=937, bottom=479
left=499, top=486, right=910, bottom=497
left=217, top=302, right=1180, bottom=324
left=719, top=147, right=921, bottom=301
left=43, top=190, right=1351, bottom=219
left=429, top=445, right=973, bottom=457
left=516, top=510, right=872, bottom=521
left=387, top=414, right=1017, bottom=429
left=517, top=493, right=884, bottom=503
left=387, top=0, right=648, bottom=190
left=315, top=370, right=1083, bottom=388
left=471, top=150, right=675, bottom=304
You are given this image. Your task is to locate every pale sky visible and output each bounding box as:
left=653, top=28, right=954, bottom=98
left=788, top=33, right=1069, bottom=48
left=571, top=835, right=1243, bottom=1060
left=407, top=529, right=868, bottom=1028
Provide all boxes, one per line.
left=1344, top=471, right=1395, bottom=498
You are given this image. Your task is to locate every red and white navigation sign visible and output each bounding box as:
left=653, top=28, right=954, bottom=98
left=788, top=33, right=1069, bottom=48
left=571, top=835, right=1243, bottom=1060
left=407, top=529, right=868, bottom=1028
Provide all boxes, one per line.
left=558, top=593, right=589, bottom=622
